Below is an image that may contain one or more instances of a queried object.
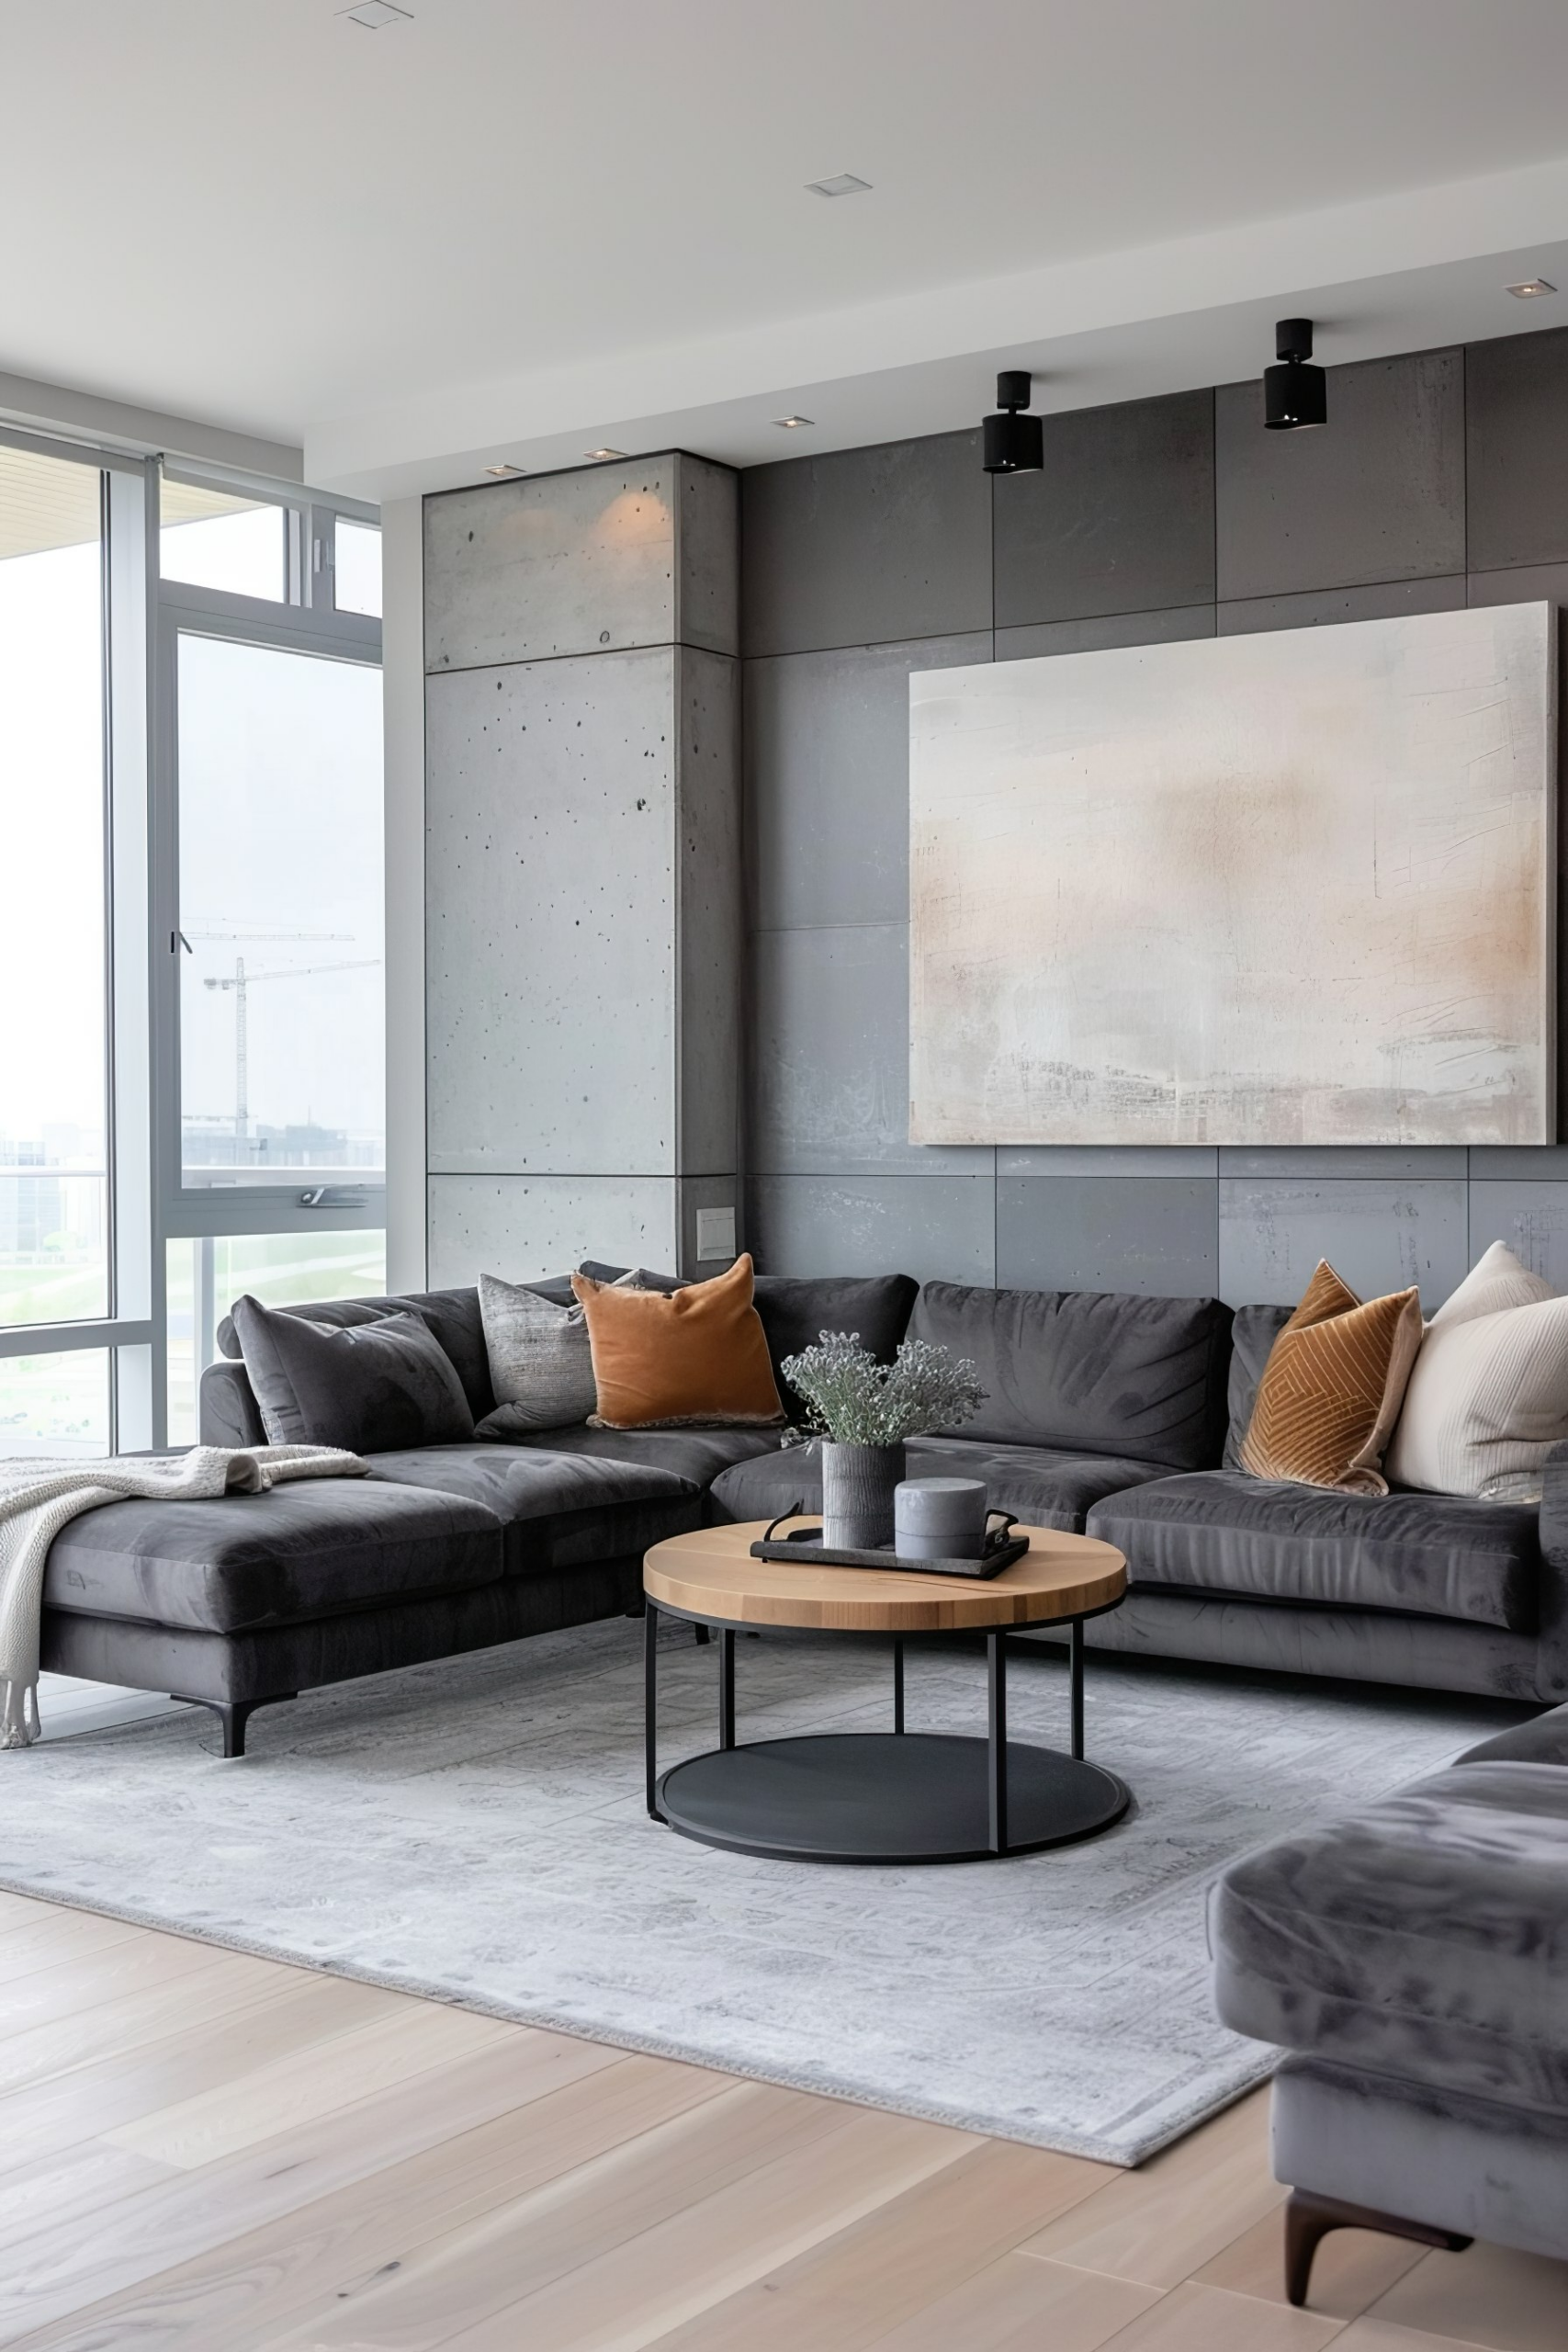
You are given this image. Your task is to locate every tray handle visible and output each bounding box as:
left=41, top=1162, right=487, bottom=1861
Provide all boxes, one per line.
left=761, top=1502, right=815, bottom=1544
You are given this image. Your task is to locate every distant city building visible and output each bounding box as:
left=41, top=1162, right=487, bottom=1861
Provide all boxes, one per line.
left=179, top=1120, right=382, bottom=1172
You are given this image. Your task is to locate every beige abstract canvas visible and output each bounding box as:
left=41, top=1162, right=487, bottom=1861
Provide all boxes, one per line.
left=909, top=603, right=1556, bottom=1147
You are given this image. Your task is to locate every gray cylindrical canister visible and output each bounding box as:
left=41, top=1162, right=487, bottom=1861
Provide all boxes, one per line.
left=893, top=1476, right=987, bottom=1561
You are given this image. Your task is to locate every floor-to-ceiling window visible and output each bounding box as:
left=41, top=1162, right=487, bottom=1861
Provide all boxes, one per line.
left=0, top=427, right=385, bottom=1455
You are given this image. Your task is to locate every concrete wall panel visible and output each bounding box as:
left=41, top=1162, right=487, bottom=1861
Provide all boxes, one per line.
left=425, top=650, right=677, bottom=1176
left=1468, top=1180, right=1568, bottom=1287
left=1215, top=350, right=1464, bottom=600
left=740, top=431, right=991, bottom=658
left=1466, top=325, right=1568, bottom=573
left=996, top=608, right=1215, bottom=662
left=1216, top=576, right=1465, bottom=636
left=677, top=457, right=740, bottom=656
left=993, top=390, right=1215, bottom=628
left=750, top=923, right=991, bottom=1176
left=428, top=1174, right=679, bottom=1288
left=747, top=1174, right=996, bottom=1283
left=1218, top=1179, right=1469, bottom=1308
left=745, top=633, right=989, bottom=932
left=998, top=1177, right=1219, bottom=1296
left=677, top=646, right=742, bottom=1175
left=425, top=458, right=680, bottom=673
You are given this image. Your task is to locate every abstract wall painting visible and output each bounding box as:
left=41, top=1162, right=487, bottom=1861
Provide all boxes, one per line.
left=909, top=603, right=1556, bottom=1147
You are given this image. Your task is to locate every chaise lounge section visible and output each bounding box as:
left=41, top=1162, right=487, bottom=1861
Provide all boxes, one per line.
left=1211, top=1700, right=1568, bottom=2301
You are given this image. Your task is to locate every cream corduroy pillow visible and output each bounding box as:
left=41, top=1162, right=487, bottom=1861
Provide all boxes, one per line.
left=1385, top=1240, right=1566, bottom=1502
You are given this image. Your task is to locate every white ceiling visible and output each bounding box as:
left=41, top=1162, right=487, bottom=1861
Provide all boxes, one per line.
left=6, top=0, right=1568, bottom=497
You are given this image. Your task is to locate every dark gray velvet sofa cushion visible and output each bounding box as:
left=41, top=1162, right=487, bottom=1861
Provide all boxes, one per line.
left=1224, top=1303, right=1294, bottom=1466
left=219, top=1285, right=498, bottom=1422
left=908, top=1282, right=1232, bottom=1470
left=495, top=1422, right=784, bottom=1490
left=42, top=1480, right=503, bottom=1634
left=231, top=1299, right=475, bottom=1453
left=1460, top=1702, right=1568, bottom=1769
left=709, top=1432, right=1176, bottom=1535
left=364, top=1445, right=700, bottom=1577
left=750, top=1274, right=919, bottom=1413
left=199, top=1358, right=266, bottom=1450
left=1211, top=1758, right=1568, bottom=2114
left=1088, top=1469, right=1539, bottom=1631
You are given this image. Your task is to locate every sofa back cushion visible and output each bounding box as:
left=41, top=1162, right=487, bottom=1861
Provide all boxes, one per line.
left=1223, top=1305, right=1293, bottom=1467
left=752, top=1273, right=919, bottom=1416
left=231, top=1297, right=476, bottom=1453
left=907, top=1283, right=1233, bottom=1470
left=218, top=1285, right=498, bottom=1421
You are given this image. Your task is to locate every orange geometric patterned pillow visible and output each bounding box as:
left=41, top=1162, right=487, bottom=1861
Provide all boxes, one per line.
left=1240, top=1261, right=1423, bottom=1496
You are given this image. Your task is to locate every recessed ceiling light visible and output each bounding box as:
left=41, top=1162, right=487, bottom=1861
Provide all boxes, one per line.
left=338, top=1, right=412, bottom=26
left=484, top=462, right=526, bottom=477
left=584, top=447, right=628, bottom=461
left=807, top=173, right=872, bottom=198
left=773, top=415, right=815, bottom=429
left=1507, top=277, right=1556, bottom=298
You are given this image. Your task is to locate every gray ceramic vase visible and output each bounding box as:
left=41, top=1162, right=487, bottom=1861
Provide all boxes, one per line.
left=820, top=1441, right=906, bottom=1551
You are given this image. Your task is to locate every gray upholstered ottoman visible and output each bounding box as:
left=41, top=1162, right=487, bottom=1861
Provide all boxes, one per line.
left=1210, top=1703, right=1568, bottom=2304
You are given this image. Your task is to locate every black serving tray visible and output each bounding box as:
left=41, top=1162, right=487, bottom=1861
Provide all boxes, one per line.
left=749, top=1511, right=1027, bottom=1580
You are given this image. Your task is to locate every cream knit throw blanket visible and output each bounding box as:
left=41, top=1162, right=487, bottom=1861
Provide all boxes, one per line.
left=0, top=1445, right=367, bottom=1749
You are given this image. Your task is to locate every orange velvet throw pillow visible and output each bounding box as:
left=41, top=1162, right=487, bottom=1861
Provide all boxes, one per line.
left=571, top=1253, right=784, bottom=1430
left=1240, top=1260, right=1423, bottom=1496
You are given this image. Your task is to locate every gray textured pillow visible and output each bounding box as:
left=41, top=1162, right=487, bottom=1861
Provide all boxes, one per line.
left=477, top=1272, right=598, bottom=1435
left=230, top=1296, right=473, bottom=1453
left=476, top=1269, right=641, bottom=1437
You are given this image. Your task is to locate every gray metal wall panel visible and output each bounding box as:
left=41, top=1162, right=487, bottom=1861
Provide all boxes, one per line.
left=993, top=390, right=1215, bottom=628
left=1218, top=1179, right=1470, bottom=1308
left=745, top=634, right=990, bottom=932
left=747, top=1174, right=997, bottom=1283
left=423, top=458, right=680, bottom=673
left=1466, top=325, right=1568, bottom=574
left=428, top=1174, right=681, bottom=1287
left=740, top=431, right=991, bottom=658
left=750, top=922, right=993, bottom=1176
left=997, top=1177, right=1220, bottom=1297
left=1215, top=350, right=1465, bottom=600
left=424, top=650, right=678, bottom=1177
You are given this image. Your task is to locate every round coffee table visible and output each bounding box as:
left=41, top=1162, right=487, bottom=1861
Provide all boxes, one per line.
left=642, top=1520, right=1130, bottom=1864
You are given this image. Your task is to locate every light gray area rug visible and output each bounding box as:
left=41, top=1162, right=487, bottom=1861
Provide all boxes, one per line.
left=3, top=1621, right=1518, bottom=2165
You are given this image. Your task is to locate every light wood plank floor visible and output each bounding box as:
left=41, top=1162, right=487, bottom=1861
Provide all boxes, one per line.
left=0, top=1890, right=1560, bottom=2351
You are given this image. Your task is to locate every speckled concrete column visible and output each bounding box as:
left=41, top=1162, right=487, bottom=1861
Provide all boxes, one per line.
left=422, top=454, right=741, bottom=1284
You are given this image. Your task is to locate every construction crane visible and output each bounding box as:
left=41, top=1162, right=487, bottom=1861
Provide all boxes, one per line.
left=202, top=959, right=381, bottom=1159
left=178, top=926, right=355, bottom=1159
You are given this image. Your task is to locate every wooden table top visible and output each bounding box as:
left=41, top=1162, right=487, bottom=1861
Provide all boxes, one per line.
left=643, top=1520, right=1127, bottom=1634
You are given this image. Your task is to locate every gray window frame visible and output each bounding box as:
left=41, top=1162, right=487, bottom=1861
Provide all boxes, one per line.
left=0, top=426, right=384, bottom=1450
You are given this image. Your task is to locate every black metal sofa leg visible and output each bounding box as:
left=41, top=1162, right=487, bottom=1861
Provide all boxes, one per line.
left=172, top=1693, right=297, bottom=1759
left=1284, top=2189, right=1472, bottom=2307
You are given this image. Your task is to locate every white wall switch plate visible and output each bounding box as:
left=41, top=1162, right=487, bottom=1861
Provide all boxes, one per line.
left=694, top=1205, right=738, bottom=1261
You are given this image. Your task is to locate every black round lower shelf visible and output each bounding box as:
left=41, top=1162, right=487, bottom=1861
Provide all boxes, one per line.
left=656, top=1731, right=1130, bottom=1864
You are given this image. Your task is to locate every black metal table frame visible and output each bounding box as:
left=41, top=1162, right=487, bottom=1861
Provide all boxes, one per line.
left=644, top=1593, right=1126, bottom=1860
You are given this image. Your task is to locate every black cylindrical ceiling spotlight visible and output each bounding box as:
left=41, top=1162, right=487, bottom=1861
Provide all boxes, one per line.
left=1263, top=318, right=1326, bottom=430
left=983, top=370, right=1043, bottom=472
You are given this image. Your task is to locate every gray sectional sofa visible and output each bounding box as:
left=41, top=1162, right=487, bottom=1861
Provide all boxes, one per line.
left=1212, top=1700, right=1568, bottom=2297
left=35, top=1269, right=1567, bottom=1754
